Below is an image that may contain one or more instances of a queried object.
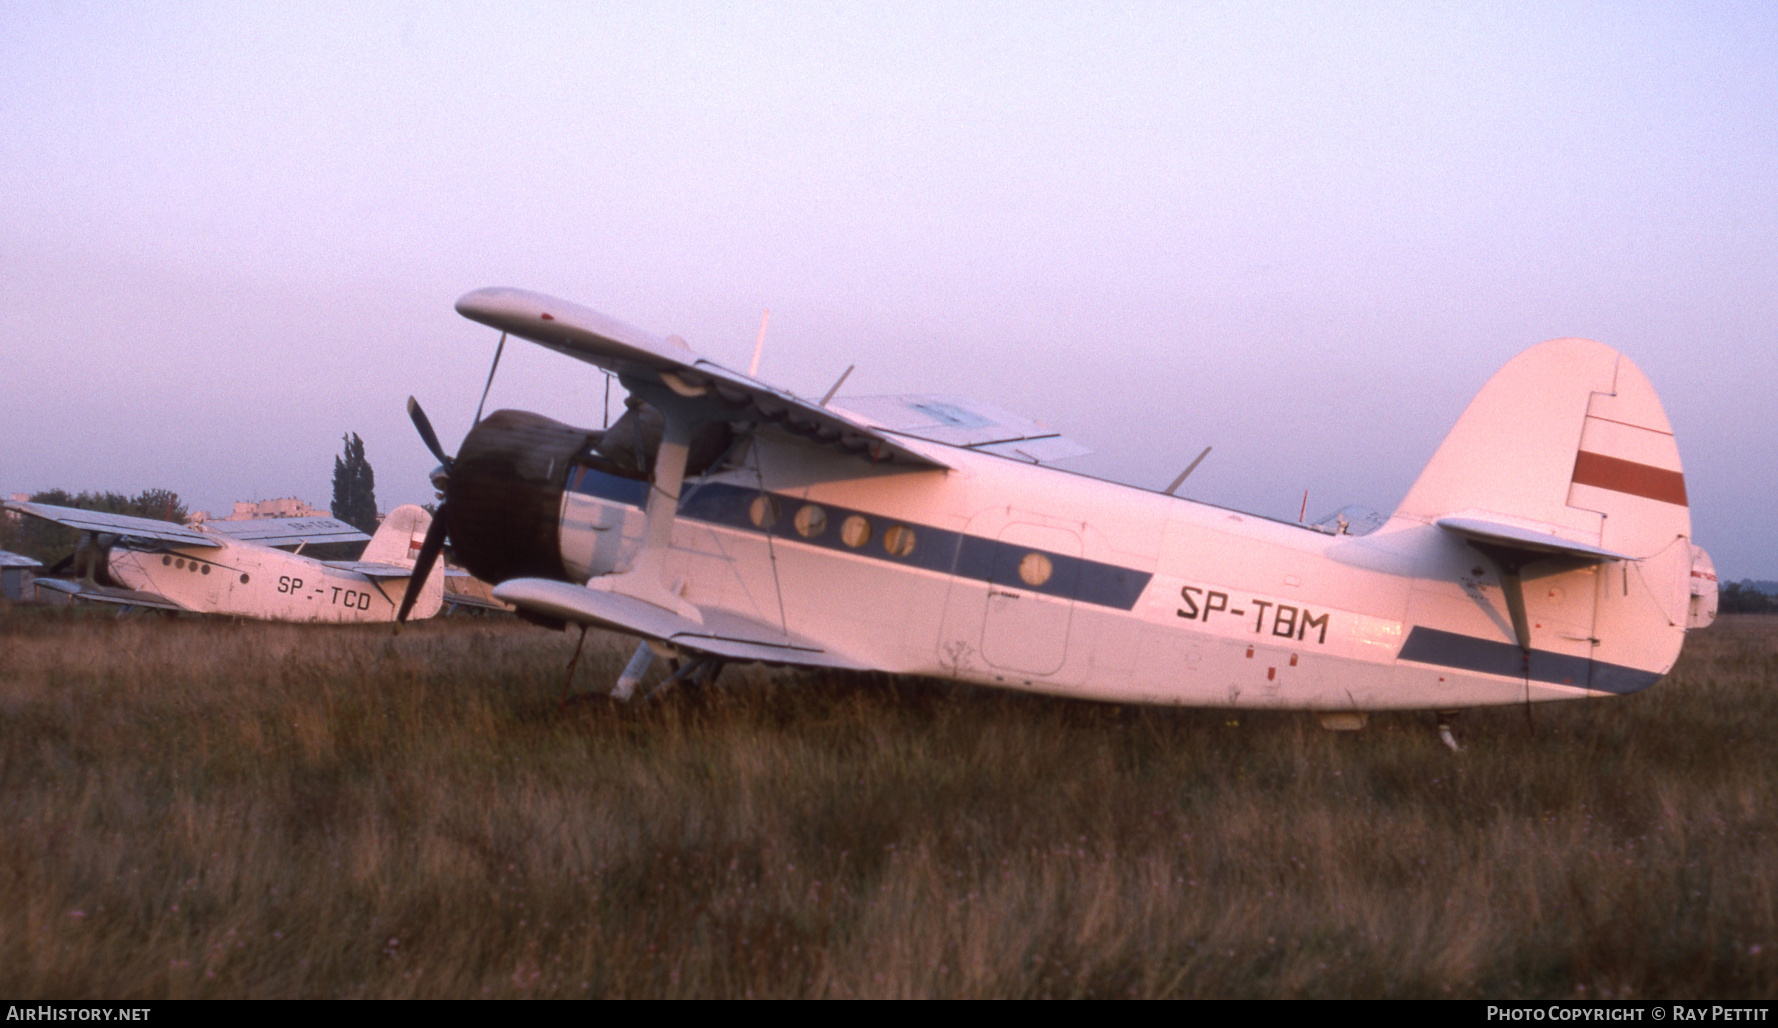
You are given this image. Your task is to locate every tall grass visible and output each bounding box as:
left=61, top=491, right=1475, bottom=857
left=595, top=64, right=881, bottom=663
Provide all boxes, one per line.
left=1, top=606, right=1773, bottom=998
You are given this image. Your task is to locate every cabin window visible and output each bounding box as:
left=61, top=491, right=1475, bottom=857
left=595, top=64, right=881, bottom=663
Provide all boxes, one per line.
left=840, top=515, right=872, bottom=549
left=201, top=564, right=210, bottom=575
left=794, top=504, right=827, bottom=539
left=749, top=493, right=781, bottom=529
left=162, top=556, right=171, bottom=566
left=1018, top=552, right=1053, bottom=587
left=240, top=573, right=250, bottom=584
left=175, top=558, right=185, bottom=569
left=883, top=524, right=915, bottom=557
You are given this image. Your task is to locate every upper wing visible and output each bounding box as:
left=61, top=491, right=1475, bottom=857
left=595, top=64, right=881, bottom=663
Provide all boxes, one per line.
left=456, top=288, right=951, bottom=469
left=203, top=517, right=371, bottom=548
left=4, top=501, right=219, bottom=549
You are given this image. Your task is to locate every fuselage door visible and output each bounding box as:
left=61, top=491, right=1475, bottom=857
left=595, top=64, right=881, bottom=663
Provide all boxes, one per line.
left=981, top=522, right=1082, bottom=676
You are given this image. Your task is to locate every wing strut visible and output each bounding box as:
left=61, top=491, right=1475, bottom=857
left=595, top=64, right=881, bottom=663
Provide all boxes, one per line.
left=1467, top=543, right=1535, bottom=655
left=1437, top=517, right=1626, bottom=655
left=586, top=387, right=704, bottom=622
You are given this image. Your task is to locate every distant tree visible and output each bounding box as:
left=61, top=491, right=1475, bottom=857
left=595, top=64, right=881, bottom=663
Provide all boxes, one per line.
left=134, top=488, right=188, bottom=524
left=332, top=432, right=379, bottom=535
left=1720, top=581, right=1778, bottom=614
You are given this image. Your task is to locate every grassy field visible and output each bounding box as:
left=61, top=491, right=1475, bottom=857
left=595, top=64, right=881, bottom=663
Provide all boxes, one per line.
left=1, top=605, right=1773, bottom=998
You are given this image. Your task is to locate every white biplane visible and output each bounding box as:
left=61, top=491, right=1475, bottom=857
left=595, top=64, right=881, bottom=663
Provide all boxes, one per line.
left=6, top=501, right=447, bottom=622
left=401, top=287, right=1718, bottom=732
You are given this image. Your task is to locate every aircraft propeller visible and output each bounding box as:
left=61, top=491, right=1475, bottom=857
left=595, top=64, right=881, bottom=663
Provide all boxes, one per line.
left=398, top=331, right=508, bottom=623
left=397, top=396, right=455, bottom=623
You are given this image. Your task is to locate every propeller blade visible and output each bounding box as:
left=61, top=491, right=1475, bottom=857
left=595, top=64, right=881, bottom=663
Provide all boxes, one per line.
left=407, top=396, right=453, bottom=470
left=397, top=506, right=451, bottom=623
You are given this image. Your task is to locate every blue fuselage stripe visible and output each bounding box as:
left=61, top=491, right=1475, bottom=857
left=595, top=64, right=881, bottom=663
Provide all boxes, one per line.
left=1396, top=626, right=1662, bottom=694
left=566, top=467, right=1152, bottom=610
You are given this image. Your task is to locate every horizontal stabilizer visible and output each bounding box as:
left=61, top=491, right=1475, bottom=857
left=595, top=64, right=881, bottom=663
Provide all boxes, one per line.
left=493, top=577, right=869, bottom=670
left=1436, top=516, right=1629, bottom=563
left=33, top=578, right=188, bottom=611
left=320, top=561, right=422, bottom=579
left=3, top=501, right=219, bottom=549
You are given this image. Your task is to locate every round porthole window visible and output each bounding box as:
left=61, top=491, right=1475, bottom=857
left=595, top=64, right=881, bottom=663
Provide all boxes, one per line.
left=748, top=493, right=781, bottom=529
left=1018, top=552, right=1053, bottom=587
left=883, top=524, right=915, bottom=557
left=840, top=514, right=872, bottom=549
left=162, top=556, right=171, bottom=566
left=240, top=573, right=250, bottom=584
left=201, top=564, right=211, bottom=575
left=794, top=504, right=827, bottom=539
left=175, top=558, right=185, bottom=569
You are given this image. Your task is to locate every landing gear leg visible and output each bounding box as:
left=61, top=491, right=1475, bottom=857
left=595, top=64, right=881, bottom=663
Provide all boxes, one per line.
left=646, top=656, right=720, bottom=700
left=610, top=641, right=655, bottom=702
left=1436, top=711, right=1464, bottom=753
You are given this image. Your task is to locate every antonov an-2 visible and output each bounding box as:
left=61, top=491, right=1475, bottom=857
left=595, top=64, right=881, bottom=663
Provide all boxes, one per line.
left=6, top=502, right=446, bottom=622
left=401, top=287, right=1718, bottom=730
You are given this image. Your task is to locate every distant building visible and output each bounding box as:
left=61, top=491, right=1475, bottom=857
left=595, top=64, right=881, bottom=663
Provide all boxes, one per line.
left=225, top=497, right=328, bottom=521
left=189, top=496, right=353, bottom=525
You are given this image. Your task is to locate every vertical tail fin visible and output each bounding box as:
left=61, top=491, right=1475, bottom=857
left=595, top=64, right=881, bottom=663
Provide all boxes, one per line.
left=362, top=504, right=445, bottom=620
left=362, top=504, right=434, bottom=565
left=1391, top=338, right=1704, bottom=690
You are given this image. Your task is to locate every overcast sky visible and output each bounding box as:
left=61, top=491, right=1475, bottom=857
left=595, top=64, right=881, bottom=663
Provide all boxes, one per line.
left=4, top=2, right=1774, bottom=578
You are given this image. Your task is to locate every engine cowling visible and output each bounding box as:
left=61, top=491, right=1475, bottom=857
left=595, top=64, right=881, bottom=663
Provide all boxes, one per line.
left=447, top=409, right=598, bottom=586
left=445, top=405, right=734, bottom=587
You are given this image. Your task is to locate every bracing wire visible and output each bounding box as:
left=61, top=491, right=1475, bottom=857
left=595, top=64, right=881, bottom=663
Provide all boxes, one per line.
left=751, top=433, right=791, bottom=639
left=473, top=332, right=507, bottom=426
